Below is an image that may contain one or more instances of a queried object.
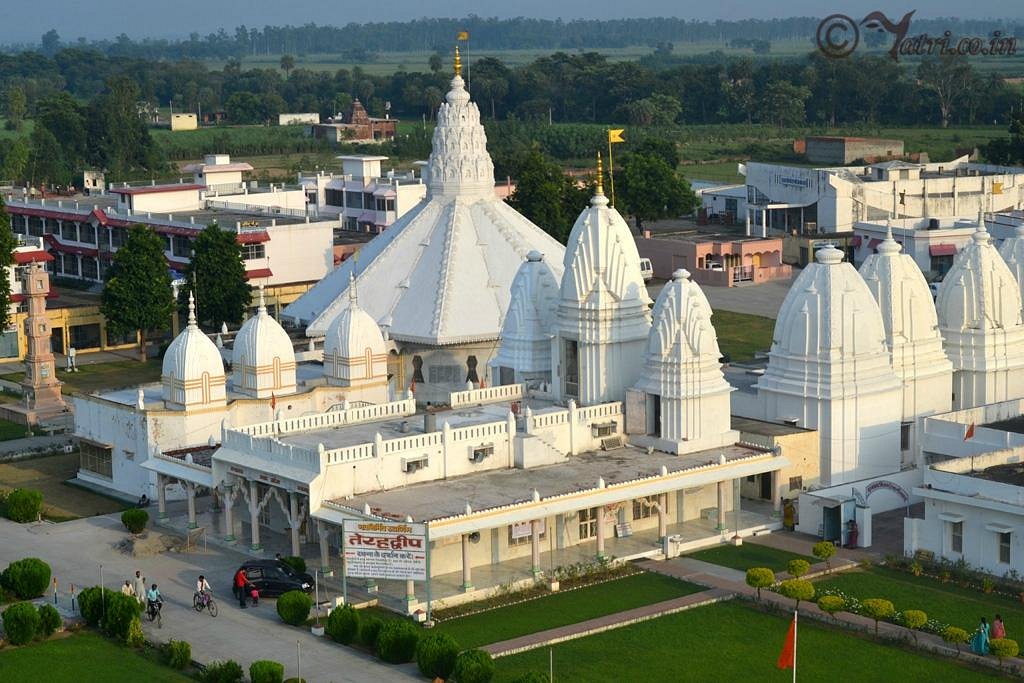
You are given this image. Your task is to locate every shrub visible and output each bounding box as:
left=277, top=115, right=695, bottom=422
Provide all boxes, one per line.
left=745, top=567, right=775, bottom=601
left=787, top=559, right=811, bottom=578
left=812, top=541, right=836, bottom=570
left=276, top=590, right=312, bottom=626
left=164, top=639, right=192, bottom=670
left=281, top=556, right=306, bottom=574
left=860, top=598, right=895, bottom=636
left=902, top=609, right=927, bottom=643
left=5, top=488, right=43, bottom=523
left=416, top=632, right=460, bottom=679
left=777, top=579, right=814, bottom=609
left=37, top=604, right=62, bottom=636
left=249, top=660, right=285, bottom=683
left=103, top=592, right=143, bottom=640
left=2, top=601, right=40, bottom=645
left=453, top=649, right=495, bottom=683
left=991, top=638, right=1020, bottom=664
left=376, top=619, right=420, bottom=664
left=125, top=616, right=145, bottom=648
left=510, top=674, right=550, bottom=683
left=359, top=615, right=384, bottom=651
left=284, top=679, right=307, bottom=683
left=121, top=509, right=149, bottom=534
left=942, top=626, right=970, bottom=656
left=201, top=660, right=245, bottom=683
left=325, top=605, right=360, bottom=645
left=816, top=595, right=845, bottom=619
left=77, top=586, right=117, bottom=627
left=2, top=557, right=51, bottom=598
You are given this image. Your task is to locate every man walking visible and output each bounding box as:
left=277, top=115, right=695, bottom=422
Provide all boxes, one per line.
left=234, top=567, right=248, bottom=609
left=132, top=570, right=147, bottom=605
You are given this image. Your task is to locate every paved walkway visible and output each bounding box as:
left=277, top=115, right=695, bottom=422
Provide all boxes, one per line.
left=0, top=434, right=73, bottom=457
left=0, top=514, right=418, bottom=683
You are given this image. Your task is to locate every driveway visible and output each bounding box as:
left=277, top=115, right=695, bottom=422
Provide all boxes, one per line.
left=0, top=514, right=418, bottom=683
left=647, top=272, right=796, bottom=320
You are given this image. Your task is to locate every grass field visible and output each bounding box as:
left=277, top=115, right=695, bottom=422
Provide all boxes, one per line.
left=0, top=417, right=31, bottom=441
left=710, top=310, right=776, bottom=362
left=0, top=452, right=127, bottom=520
left=0, top=359, right=161, bottom=396
left=0, top=631, right=191, bottom=682
left=492, top=601, right=1000, bottom=682
left=435, top=572, right=703, bottom=649
left=686, top=543, right=815, bottom=574
left=815, top=565, right=1024, bottom=634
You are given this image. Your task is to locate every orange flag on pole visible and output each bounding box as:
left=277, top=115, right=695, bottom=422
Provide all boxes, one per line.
left=964, top=423, right=976, bottom=441
left=777, top=611, right=797, bottom=676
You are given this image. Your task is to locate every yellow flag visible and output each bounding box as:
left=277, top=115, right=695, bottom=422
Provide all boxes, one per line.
left=457, top=31, right=469, bottom=41
left=608, top=129, right=625, bottom=144
left=993, top=181, right=1003, bottom=195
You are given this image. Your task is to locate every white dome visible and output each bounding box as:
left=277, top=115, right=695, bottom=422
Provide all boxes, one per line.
left=162, top=293, right=227, bottom=408
left=937, top=225, right=1023, bottom=333
left=998, top=224, right=1024, bottom=306
left=491, top=251, right=559, bottom=376
left=231, top=288, right=297, bottom=398
left=324, top=275, right=388, bottom=387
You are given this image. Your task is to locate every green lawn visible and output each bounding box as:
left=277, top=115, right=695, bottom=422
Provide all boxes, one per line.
left=815, top=565, right=1024, bottom=634
left=0, top=417, right=32, bottom=441
left=686, top=543, right=815, bottom=574
left=0, top=631, right=191, bottom=682
left=435, top=572, right=703, bottom=649
left=710, top=310, right=776, bottom=362
left=1, top=359, right=161, bottom=395
left=493, top=601, right=999, bottom=682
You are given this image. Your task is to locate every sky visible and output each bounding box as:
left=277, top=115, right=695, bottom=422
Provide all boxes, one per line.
left=1, top=1, right=1021, bottom=44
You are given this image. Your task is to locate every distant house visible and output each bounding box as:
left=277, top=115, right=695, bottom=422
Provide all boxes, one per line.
left=279, top=113, right=320, bottom=126
left=170, top=113, right=198, bottom=131
left=309, top=99, right=397, bottom=143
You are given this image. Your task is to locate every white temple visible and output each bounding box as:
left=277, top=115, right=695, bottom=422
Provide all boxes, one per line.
left=322, top=274, right=389, bottom=404
left=162, top=293, right=227, bottom=410
left=859, top=224, right=953, bottom=459
left=998, top=223, right=1024, bottom=309
left=936, top=221, right=1024, bottom=409
left=231, top=287, right=297, bottom=400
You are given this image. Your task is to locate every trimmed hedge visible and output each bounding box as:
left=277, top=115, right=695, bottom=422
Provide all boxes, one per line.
left=164, top=639, right=192, bottom=670
left=991, top=638, right=1020, bottom=663
left=416, top=632, right=460, bottom=679
left=201, top=660, right=245, bottom=683
left=103, top=592, right=144, bottom=641
left=125, top=616, right=145, bottom=648
left=325, top=605, right=359, bottom=645
left=249, top=660, right=285, bottom=683
left=453, top=649, right=495, bottom=683
left=5, top=488, right=43, bottom=523
left=78, top=586, right=118, bottom=627
left=786, top=559, right=811, bottom=578
left=376, top=619, right=420, bottom=664
left=2, top=557, right=51, bottom=599
left=37, top=604, right=62, bottom=636
left=359, top=615, right=384, bottom=651
left=121, top=509, right=149, bottom=534
left=744, top=567, right=774, bottom=600
left=2, top=601, right=40, bottom=645
left=276, top=590, right=312, bottom=626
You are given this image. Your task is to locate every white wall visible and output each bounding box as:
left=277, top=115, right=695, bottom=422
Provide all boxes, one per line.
left=262, top=222, right=335, bottom=286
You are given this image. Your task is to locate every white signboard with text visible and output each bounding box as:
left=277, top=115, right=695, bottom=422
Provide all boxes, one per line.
left=342, top=520, right=427, bottom=581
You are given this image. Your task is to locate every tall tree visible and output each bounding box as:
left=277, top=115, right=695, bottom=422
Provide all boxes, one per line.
left=2, top=86, right=26, bottom=131
left=0, top=199, right=17, bottom=331
left=101, top=225, right=174, bottom=362
left=183, top=223, right=250, bottom=329
left=918, top=57, right=974, bottom=128
left=280, top=54, right=296, bottom=75
left=40, top=29, right=61, bottom=57
left=508, top=148, right=590, bottom=243
left=27, top=125, right=68, bottom=189
left=617, top=153, right=697, bottom=230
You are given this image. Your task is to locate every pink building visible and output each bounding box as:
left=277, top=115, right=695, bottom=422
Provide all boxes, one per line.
left=635, top=232, right=791, bottom=287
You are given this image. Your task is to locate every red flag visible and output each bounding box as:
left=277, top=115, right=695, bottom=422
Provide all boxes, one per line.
left=964, top=423, right=975, bottom=441
left=271, top=393, right=277, bottom=410
left=410, top=378, right=416, bottom=395
left=777, top=612, right=797, bottom=670
left=479, top=375, right=486, bottom=389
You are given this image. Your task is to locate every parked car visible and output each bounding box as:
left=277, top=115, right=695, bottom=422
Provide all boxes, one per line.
left=231, top=559, right=313, bottom=599
left=639, top=257, right=654, bottom=281
left=707, top=261, right=725, bottom=272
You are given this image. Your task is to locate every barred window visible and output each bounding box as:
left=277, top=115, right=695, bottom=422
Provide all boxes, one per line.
left=80, top=441, right=112, bottom=479
left=632, top=496, right=657, bottom=521
left=578, top=508, right=598, bottom=540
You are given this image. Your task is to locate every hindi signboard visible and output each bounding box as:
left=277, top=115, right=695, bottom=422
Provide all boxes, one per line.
left=342, top=520, right=427, bottom=581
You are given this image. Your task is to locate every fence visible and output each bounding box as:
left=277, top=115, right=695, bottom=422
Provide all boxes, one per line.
left=449, top=383, right=524, bottom=408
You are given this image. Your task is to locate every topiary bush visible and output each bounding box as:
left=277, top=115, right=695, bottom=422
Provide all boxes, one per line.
left=283, top=679, right=307, bottom=683
left=777, top=579, right=814, bottom=609
left=325, top=605, right=360, bottom=645
left=453, top=649, right=495, bottom=683
left=281, top=556, right=306, bottom=574
left=276, top=590, right=312, bottom=626
left=249, top=660, right=285, bottom=683
left=860, top=598, right=895, bottom=636
left=510, top=674, right=550, bottom=683
left=2, top=601, right=40, bottom=645
left=942, top=626, right=970, bottom=657
left=376, top=619, right=420, bottom=664
left=5, top=488, right=43, bottom=523
left=745, top=567, right=775, bottom=601
left=812, top=541, right=836, bottom=570
left=77, top=586, right=117, bottom=627
left=37, top=603, right=62, bottom=636
left=991, top=638, right=1020, bottom=664
left=816, top=595, right=845, bottom=620
left=121, top=509, right=149, bottom=534
left=901, top=609, right=927, bottom=643
left=103, top=592, right=143, bottom=641
left=359, top=615, right=384, bottom=651
left=164, top=639, right=192, bottom=670
left=416, top=631, right=460, bottom=679
left=201, top=660, right=245, bottom=683
left=125, top=616, right=145, bottom=648
left=787, top=559, right=811, bottom=578
left=2, top=557, right=51, bottom=599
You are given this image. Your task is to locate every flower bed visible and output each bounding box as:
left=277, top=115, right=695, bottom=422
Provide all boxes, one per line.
left=814, top=586, right=949, bottom=635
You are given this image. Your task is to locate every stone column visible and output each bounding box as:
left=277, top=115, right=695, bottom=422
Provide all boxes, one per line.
left=186, top=483, right=197, bottom=529
left=716, top=481, right=725, bottom=531
left=657, top=493, right=668, bottom=542
left=772, top=471, right=784, bottom=516
left=596, top=506, right=606, bottom=559
left=223, top=486, right=236, bottom=542
left=249, top=480, right=262, bottom=551
left=288, top=491, right=301, bottom=557
left=157, top=475, right=168, bottom=521
left=405, top=579, right=416, bottom=611
left=530, top=519, right=542, bottom=577
left=732, top=478, right=743, bottom=545
left=461, top=534, right=473, bottom=592
left=210, top=487, right=221, bottom=513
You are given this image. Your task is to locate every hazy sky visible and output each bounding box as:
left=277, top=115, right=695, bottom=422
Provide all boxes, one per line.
left=2, top=1, right=1021, bottom=44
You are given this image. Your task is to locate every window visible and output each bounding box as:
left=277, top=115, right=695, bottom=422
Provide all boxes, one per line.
left=161, top=234, right=171, bottom=252
left=950, top=521, right=963, bottom=554
left=344, top=217, right=358, bottom=231
left=79, top=441, right=113, bottom=479
left=374, top=197, right=396, bottom=212
left=80, top=258, right=99, bottom=281
left=242, top=244, right=266, bottom=260
left=632, top=496, right=657, bottom=521
left=499, top=366, right=515, bottom=386
left=1000, top=532, right=1011, bottom=564
left=70, top=323, right=101, bottom=349
left=60, top=221, right=78, bottom=242
left=345, top=191, right=363, bottom=209
left=79, top=223, right=96, bottom=245
left=725, top=197, right=738, bottom=213
left=788, top=476, right=803, bottom=492
left=172, top=236, right=192, bottom=258
left=900, top=423, right=912, bottom=451
left=466, top=355, right=479, bottom=383
left=110, top=228, right=126, bottom=249
left=563, top=339, right=579, bottom=397
left=325, top=188, right=344, bottom=206
left=578, top=508, right=598, bottom=540
left=411, top=355, right=425, bottom=383
left=508, top=520, right=546, bottom=547
left=428, top=364, right=461, bottom=385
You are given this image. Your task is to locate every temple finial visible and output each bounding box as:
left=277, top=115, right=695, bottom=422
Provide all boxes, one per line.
left=595, top=151, right=605, bottom=196
left=349, top=271, right=358, bottom=303
left=454, top=46, right=462, bottom=78
left=885, top=218, right=893, bottom=242
left=257, top=284, right=266, bottom=313
left=187, top=290, right=197, bottom=327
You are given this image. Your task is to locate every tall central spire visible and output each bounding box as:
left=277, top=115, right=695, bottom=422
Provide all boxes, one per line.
left=454, top=45, right=462, bottom=78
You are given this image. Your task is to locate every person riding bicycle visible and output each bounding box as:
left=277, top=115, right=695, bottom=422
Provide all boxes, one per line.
left=195, top=575, right=212, bottom=606
left=146, top=583, right=163, bottom=615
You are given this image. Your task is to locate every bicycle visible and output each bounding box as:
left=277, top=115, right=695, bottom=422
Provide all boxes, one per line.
left=146, top=599, right=162, bottom=628
left=193, top=591, right=218, bottom=617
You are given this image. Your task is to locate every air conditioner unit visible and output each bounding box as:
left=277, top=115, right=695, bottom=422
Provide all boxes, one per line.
left=401, top=455, right=428, bottom=473
left=601, top=436, right=624, bottom=451
left=592, top=422, right=617, bottom=438
left=469, top=444, right=494, bottom=463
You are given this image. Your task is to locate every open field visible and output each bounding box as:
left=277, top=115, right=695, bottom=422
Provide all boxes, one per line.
left=434, top=571, right=703, bottom=649
left=710, top=310, right=776, bottom=362
left=0, top=359, right=161, bottom=396
left=492, top=601, right=1001, bottom=682
left=0, top=631, right=191, bottom=682
left=0, top=452, right=127, bottom=520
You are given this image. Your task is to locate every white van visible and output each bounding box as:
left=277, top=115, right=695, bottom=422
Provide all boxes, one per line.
left=639, top=258, right=653, bottom=281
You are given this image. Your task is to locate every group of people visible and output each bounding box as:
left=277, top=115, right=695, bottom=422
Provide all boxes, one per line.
left=234, top=567, right=259, bottom=609
left=971, top=614, right=1008, bottom=655
left=119, top=569, right=162, bottom=616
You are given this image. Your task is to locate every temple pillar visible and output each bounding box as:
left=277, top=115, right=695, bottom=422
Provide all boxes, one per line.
left=530, top=519, right=542, bottom=577
left=186, top=483, right=197, bottom=529
left=318, top=524, right=331, bottom=572
left=157, top=475, right=167, bottom=521
left=405, top=579, right=416, bottom=609
left=596, top=505, right=606, bottom=559
left=657, top=493, right=667, bottom=542
left=772, top=471, right=784, bottom=517
left=716, top=481, right=725, bottom=531
left=288, top=491, right=301, bottom=557
left=249, top=480, right=261, bottom=551
left=461, top=534, right=474, bottom=592
left=223, top=486, right=236, bottom=542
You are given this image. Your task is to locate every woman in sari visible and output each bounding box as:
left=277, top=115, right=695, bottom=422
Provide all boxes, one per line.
left=970, top=616, right=990, bottom=655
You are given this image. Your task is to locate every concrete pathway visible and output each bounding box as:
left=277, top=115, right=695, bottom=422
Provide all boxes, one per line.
left=0, top=514, right=418, bottom=683
left=0, top=434, right=73, bottom=457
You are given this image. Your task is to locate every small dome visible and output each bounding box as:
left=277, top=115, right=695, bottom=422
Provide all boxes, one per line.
left=162, top=293, right=226, bottom=408
left=492, top=252, right=559, bottom=375
left=324, top=275, right=387, bottom=385
left=937, top=225, right=1023, bottom=332
left=998, top=224, right=1024, bottom=305
left=232, top=287, right=297, bottom=397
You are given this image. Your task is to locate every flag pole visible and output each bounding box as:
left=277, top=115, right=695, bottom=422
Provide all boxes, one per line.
left=607, top=135, right=615, bottom=208
left=793, top=610, right=798, bottom=683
